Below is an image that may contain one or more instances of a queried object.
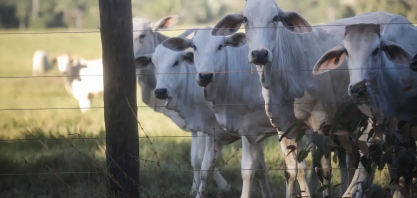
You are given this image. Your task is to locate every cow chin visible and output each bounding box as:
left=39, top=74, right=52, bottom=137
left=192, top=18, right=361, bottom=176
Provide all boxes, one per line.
left=197, top=80, right=211, bottom=87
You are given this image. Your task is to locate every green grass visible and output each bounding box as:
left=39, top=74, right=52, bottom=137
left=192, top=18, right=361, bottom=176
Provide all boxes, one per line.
left=0, top=29, right=390, bottom=197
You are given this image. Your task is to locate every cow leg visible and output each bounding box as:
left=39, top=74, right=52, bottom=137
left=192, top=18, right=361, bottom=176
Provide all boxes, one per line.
left=212, top=168, right=230, bottom=192
left=338, top=150, right=355, bottom=197
left=241, top=136, right=268, bottom=198
left=279, top=134, right=310, bottom=198
left=342, top=163, right=376, bottom=198
left=318, top=152, right=332, bottom=197
left=254, top=143, right=272, bottom=198
left=190, top=132, right=205, bottom=196
left=354, top=163, right=376, bottom=198
left=196, top=135, right=222, bottom=198
left=74, top=91, right=90, bottom=113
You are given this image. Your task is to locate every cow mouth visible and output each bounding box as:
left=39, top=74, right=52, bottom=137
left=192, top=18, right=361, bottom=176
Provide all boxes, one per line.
left=197, top=80, right=211, bottom=87
left=155, top=92, right=169, bottom=100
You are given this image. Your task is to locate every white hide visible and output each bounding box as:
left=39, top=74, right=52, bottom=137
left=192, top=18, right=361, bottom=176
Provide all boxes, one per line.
left=211, top=1, right=403, bottom=196
left=55, top=54, right=103, bottom=112
left=132, top=17, right=231, bottom=197
left=162, top=28, right=276, bottom=198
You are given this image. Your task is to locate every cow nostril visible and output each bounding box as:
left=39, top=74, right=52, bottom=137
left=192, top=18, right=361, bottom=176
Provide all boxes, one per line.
left=154, top=88, right=168, bottom=99
left=199, top=73, right=213, bottom=80
left=262, top=50, right=268, bottom=57
left=251, top=51, right=256, bottom=56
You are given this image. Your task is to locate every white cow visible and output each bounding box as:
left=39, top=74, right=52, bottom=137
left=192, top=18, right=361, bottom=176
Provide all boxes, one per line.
left=32, top=50, right=54, bottom=75
left=211, top=0, right=403, bottom=196
left=313, top=17, right=417, bottom=198
left=132, top=16, right=231, bottom=195
left=163, top=27, right=277, bottom=198
left=135, top=45, right=244, bottom=197
left=55, top=54, right=103, bottom=112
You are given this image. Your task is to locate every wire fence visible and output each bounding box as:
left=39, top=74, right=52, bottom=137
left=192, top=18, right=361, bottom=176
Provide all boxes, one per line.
left=1, top=22, right=416, bottom=197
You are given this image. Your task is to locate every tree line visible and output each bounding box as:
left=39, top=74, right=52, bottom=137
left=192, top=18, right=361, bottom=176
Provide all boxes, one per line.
left=0, top=0, right=416, bottom=29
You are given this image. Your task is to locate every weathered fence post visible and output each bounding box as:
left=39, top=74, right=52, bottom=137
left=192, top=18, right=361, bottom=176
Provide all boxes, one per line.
left=98, top=0, right=139, bottom=197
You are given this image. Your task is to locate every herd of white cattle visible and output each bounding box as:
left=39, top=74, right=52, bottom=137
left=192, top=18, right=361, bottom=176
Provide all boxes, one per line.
left=31, top=0, right=417, bottom=197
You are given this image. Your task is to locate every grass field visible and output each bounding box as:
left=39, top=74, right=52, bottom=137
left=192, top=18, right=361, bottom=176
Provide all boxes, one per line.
left=0, top=28, right=390, bottom=198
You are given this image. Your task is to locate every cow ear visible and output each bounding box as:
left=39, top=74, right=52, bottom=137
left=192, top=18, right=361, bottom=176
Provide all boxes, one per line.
left=381, top=40, right=412, bottom=65
left=313, top=44, right=346, bottom=75
left=225, top=33, right=247, bottom=48
left=212, top=13, right=243, bottom=36
left=279, top=11, right=313, bottom=33
left=182, top=51, right=194, bottom=64
left=162, top=37, right=192, bottom=52
left=135, top=54, right=153, bottom=70
left=151, top=15, right=180, bottom=31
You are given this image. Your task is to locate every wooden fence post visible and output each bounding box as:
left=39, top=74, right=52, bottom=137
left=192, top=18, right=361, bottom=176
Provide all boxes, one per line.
left=98, top=0, right=139, bottom=197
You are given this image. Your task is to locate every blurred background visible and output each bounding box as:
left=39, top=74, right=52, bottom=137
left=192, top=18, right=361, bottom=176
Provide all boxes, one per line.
left=0, top=0, right=415, bottom=197
left=1, top=0, right=417, bottom=29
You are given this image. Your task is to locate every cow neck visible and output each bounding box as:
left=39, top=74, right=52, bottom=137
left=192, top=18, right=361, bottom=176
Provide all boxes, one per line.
left=167, top=61, right=222, bottom=134
left=269, top=27, right=314, bottom=99
left=208, top=45, right=259, bottom=107
left=373, top=54, right=417, bottom=121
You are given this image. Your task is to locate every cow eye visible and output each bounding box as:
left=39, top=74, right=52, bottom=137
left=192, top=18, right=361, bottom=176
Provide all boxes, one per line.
left=218, top=45, right=223, bottom=50
left=243, top=17, right=248, bottom=23
left=138, top=34, right=146, bottom=43
left=192, top=45, right=197, bottom=51
left=172, top=61, right=179, bottom=67
left=371, top=48, right=379, bottom=56
left=273, top=15, right=279, bottom=22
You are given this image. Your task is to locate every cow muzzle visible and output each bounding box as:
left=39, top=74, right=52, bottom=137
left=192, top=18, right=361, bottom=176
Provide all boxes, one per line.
left=154, top=88, right=168, bottom=100
left=197, top=73, right=213, bottom=87
left=348, top=84, right=367, bottom=98
left=250, top=49, right=270, bottom=65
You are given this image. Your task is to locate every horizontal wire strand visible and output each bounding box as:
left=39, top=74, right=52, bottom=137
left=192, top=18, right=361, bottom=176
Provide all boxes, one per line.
left=0, top=66, right=416, bottom=79
left=0, top=167, right=399, bottom=176
left=0, top=134, right=378, bottom=141
left=0, top=22, right=415, bottom=35
left=0, top=98, right=415, bottom=111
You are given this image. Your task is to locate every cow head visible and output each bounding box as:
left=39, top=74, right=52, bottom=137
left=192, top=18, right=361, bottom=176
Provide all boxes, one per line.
left=134, top=45, right=193, bottom=100
left=313, top=24, right=412, bottom=98
left=132, top=15, right=179, bottom=57
left=211, top=0, right=312, bottom=66
left=55, top=54, right=74, bottom=74
left=163, top=27, right=246, bottom=87
left=132, top=15, right=179, bottom=104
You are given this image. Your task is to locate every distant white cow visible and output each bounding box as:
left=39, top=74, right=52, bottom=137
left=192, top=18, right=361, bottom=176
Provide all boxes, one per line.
left=132, top=16, right=231, bottom=196
left=211, top=1, right=404, bottom=196
left=313, top=17, right=417, bottom=197
left=55, top=54, right=103, bottom=112
left=32, top=50, right=55, bottom=75
left=163, top=27, right=276, bottom=198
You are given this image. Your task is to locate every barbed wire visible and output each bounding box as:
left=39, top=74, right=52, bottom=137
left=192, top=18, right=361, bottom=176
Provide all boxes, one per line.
left=1, top=66, right=416, bottom=79
left=0, top=133, right=383, bottom=141
left=0, top=22, right=416, bottom=35
left=0, top=167, right=401, bottom=176
left=0, top=98, right=416, bottom=112
left=1, top=20, right=416, bottom=196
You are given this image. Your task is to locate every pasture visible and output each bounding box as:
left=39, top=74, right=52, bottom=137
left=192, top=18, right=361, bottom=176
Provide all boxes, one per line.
left=0, top=29, right=390, bottom=197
